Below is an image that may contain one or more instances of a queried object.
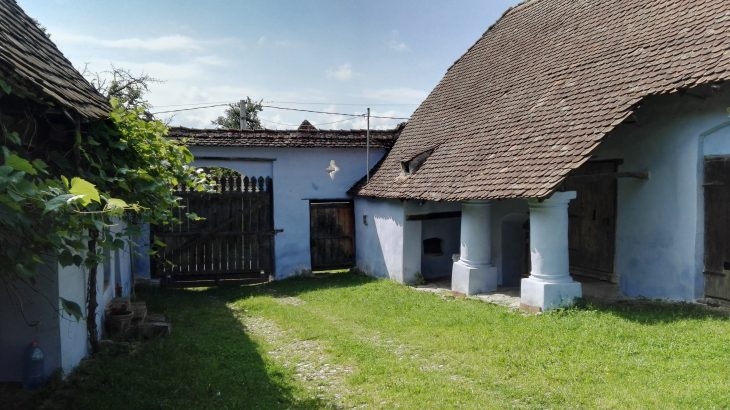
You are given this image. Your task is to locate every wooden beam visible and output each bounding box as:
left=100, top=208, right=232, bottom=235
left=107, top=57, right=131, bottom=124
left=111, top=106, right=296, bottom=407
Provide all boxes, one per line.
left=406, top=211, right=461, bottom=221
left=567, top=171, right=649, bottom=181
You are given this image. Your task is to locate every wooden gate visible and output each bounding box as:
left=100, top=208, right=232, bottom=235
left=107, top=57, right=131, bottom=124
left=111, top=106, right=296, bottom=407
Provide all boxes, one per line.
left=704, top=157, right=730, bottom=300
left=564, top=160, right=618, bottom=281
left=310, top=201, right=355, bottom=271
left=153, top=175, right=275, bottom=285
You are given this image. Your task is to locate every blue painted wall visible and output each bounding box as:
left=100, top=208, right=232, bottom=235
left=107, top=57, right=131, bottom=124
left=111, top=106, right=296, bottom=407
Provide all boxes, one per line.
left=191, top=146, right=387, bottom=278
left=592, top=88, right=730, bottom=300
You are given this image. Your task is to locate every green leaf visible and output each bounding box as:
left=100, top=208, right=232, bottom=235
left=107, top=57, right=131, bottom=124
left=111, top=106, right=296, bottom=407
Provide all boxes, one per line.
left=44, top=194, right=80, bottom=213
left=5, top=131, right=21, bottom=145
left=0, top=78, right=12, bottom=94
left=0, top=195, right=21, bottom=211
left=104, top=197, right=128, bottom=216
left=31, top=159, right=48, bottom=174
left=60, top=297, right=83, bottom=321
left=4, top=152, right=37, bottom=175
left=106, top=197, right=128, bottom=209
left=69, top=177, right=100, bottom=206
left=58, top=250, right=75, bottom=267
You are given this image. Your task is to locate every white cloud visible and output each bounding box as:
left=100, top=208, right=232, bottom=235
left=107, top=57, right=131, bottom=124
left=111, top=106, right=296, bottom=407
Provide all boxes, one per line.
left=388, top=39, right=409, bottom=52
left=326, top=63, right=353, bottom=81
left=54, top=33, right=210, bottom=52
left=257, top=36, right=291, bottom=48
left=387, top=30, right=410, bottom=52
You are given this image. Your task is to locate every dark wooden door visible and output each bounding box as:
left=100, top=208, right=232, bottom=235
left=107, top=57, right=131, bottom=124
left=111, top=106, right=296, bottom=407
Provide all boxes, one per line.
left=704, top=157, right=730, bottom=300
left=153, top=175, right=275, bottom=285
left=310, top=201, right=355, bottom=270
left=564, top=161, right=618, bottom=280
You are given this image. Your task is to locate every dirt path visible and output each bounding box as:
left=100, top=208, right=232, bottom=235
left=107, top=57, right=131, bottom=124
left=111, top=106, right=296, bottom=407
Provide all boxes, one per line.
left=230, top=307, right=357, bottom=408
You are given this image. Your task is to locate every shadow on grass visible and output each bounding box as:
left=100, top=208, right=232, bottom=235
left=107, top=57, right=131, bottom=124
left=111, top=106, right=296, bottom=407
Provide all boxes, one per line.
left=573, top=297, right=730, bottom=325
left=25, top=284, right=333, bottom=410
left=209, top=271, right=378, bottom=303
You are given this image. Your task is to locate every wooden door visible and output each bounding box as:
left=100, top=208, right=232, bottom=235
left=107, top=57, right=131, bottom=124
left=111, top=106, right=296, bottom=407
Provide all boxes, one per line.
left=310, top=201, right=355, bottom=270
left=564, top=161, right=618, bottom=280
left=704, top=157, right=730, bottom=300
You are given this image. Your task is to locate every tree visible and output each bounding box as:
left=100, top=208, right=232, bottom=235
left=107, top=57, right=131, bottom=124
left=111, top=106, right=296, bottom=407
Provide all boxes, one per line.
left=211, top=97, right=263, bottom=130
left=83, top=64, right=161, bottom=112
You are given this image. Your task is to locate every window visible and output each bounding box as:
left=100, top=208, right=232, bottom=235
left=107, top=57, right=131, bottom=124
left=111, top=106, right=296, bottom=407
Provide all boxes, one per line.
left=401, top=149, right=434, bottom=175
left=423, top=238, right=443, bottom=256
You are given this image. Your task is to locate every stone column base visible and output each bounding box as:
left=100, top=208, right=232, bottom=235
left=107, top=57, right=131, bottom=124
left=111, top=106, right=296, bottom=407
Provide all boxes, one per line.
left=520, top=277, right=582, bottom=311
left=452, top=261, right=498, bottom=295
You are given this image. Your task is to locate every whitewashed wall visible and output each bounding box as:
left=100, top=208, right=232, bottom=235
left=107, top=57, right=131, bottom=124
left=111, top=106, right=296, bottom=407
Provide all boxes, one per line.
left=0, top=226, right=134, bottom=382
left=354, top=197, right=407, bottom=280
left=354, top=199, right=462, bottom=283
left=190, top=146, right=387, bottom=278
left=590, top=87, right=730, bottom=300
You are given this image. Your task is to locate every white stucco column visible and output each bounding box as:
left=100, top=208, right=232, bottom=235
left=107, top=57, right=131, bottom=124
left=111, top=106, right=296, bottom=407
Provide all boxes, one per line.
left=452, top=200, right=498, bottom=295
left=521, top=191, right=582, bottom=311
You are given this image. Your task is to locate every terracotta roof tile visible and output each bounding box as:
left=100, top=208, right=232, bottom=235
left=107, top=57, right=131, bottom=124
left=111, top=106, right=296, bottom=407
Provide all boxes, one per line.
left=0, top=1, right=109, bottom=119
left=358, top=0, right=730, bottom=200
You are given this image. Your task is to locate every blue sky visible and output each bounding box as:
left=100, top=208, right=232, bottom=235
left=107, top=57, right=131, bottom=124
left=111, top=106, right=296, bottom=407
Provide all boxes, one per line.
left=18, top=0, right=520, bottom=129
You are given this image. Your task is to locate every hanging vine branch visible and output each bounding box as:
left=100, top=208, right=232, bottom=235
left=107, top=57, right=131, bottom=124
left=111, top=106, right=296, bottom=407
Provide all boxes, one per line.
left=0, top=92, right=209, bottom=352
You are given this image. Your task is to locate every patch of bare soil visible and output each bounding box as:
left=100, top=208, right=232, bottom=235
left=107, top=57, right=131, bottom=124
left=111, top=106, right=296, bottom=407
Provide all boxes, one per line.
left=274, top=296, right=306, bottom=306
left=232, top=312, right=356, bottom=408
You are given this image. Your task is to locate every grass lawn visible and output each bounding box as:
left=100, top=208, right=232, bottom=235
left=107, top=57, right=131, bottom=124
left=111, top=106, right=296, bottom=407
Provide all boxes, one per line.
left=21, top=272, right=730, bottom=409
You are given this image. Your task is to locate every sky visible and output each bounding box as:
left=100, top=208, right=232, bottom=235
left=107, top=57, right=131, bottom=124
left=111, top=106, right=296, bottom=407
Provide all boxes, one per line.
left=18, top=0, right=520, bottom=130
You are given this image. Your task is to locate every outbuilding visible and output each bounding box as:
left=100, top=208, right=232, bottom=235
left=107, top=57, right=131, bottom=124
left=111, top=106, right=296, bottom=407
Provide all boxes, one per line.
left=353, top=0, right=730, bottom=310
left=167, top=122, right=401, bottom=279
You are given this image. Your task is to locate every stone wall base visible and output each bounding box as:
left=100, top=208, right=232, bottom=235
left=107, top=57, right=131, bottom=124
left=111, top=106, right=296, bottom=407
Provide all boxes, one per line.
left=452, top=261, right=498, bottom=295
left=520, top=277, right=582, bottom=311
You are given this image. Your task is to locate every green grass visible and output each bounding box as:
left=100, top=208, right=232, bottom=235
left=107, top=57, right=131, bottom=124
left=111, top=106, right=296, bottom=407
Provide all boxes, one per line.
left=21, top=273, right=730, bottom=409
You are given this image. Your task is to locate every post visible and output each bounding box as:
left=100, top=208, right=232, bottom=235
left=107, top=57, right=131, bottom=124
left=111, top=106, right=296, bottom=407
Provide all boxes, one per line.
left=520, top=191, right=582, bottom=311
left=366, top=107, right=371, bottom=183
left=451, top=200, right=498, bottom=295
left=239, top=99, right=248, bottom=131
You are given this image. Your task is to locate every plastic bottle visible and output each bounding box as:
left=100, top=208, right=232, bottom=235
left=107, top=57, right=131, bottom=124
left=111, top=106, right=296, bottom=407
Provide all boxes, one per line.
left=22, top=340, right=45, bottom=390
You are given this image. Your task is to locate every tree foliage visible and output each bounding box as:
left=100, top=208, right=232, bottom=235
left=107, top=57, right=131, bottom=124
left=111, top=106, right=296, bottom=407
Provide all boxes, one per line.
left=211, top=97, right=263, bottom=130
left=83, top=65, right=161, bottom=112
left=0, top=86, right=208, bottom=349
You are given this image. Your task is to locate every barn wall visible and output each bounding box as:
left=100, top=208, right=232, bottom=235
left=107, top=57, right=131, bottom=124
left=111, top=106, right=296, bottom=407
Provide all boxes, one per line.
left=190, top=146, right=387, bottom=278
left=591, top=88, right=730, bottom=300
left=354, top=198, right=407, bottom=281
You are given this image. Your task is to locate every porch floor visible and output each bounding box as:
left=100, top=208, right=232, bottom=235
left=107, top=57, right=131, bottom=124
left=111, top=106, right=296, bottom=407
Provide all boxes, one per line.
left=414, top=276, right=624, bottom=309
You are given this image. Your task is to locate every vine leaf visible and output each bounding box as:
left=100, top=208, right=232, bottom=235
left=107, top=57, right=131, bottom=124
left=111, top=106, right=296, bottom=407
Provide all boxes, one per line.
left=44, top=194, right=76, bottom=213
left=104, top=197, right=128, bottom=216
left=60, top=297, right=83, bottom=321
left=4, top=152, right=37, bottom=175
left=69, top=177, right=100, bottom=206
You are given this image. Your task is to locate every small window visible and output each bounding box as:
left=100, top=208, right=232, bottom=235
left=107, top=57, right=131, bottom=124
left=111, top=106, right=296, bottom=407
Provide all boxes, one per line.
left=401, top=149, right=434, bottom=175
left=423, top=238, right=443, bottom=256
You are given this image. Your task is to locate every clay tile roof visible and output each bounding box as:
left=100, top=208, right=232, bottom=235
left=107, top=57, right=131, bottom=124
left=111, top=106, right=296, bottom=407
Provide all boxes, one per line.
left=0, top=1, right=109, bottom=119
left=357, top=0, right=730, bottom=201
left=168, top=126, right=403, bottom=149
left=297, top=119, right=318, bottom=132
